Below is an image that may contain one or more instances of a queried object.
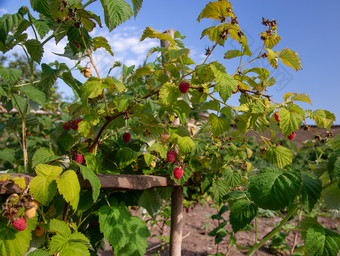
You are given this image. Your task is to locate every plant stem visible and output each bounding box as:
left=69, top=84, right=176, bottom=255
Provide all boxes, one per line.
left=254, top=216, right=258, bottom=244
left=290, top=207, right=303, bottom=255
left=247, top=204, right=299, bottom=256
left=81, top=28, right=110, bottom=115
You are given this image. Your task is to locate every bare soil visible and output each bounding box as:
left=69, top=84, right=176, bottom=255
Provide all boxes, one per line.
left=99, top=202, right=340, bottom=256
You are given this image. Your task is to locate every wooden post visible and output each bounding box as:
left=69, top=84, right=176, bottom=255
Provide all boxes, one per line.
left=160, top=28, right=184, bottom=255
left=170, top=186, right=183, bottom=256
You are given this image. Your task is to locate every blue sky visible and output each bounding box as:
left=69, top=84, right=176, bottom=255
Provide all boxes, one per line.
left=0, top=0, right=339, bottom=124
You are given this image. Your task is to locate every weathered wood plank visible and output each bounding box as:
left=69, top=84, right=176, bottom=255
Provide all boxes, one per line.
left=0, top=173, right=191, bottom=194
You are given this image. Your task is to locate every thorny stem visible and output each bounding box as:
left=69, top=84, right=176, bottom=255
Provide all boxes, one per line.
left=247, top=204, right=300, bottom=256
left=233, top=42, right=266, bottom=76
left=80, top=29, right=110, bottom=115
left=290, top=207, right=303, bottom=255
left=63, top=203, right=70, bottom=222
left=20, top=44, right=34, bottom=173
left=203, top=42, right=218, bottom=65
left=41, top=23, right=63, bottom=46
left=255, top=216, right=258, bottom=244
left=81, top=0, right=97, bottom=9
left=250, top=129, right=271, bottom=147
left=88, top=89, right=160, bottom=153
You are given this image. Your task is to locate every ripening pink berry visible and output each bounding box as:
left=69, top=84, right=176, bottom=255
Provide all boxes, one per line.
left=179, top=82, right=190, bottom=93
left=167, top=151, right=177, bottom=162
left=173, top=167, right=183, bottom=180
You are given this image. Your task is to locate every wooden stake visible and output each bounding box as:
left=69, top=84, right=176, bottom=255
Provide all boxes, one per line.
left=170, top=186, right=183, bottom=256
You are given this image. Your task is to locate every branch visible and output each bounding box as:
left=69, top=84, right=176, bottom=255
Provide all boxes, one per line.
left=88, top=89, right=160, bottom=153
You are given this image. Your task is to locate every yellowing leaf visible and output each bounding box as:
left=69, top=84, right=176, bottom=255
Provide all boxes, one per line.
left=279, top=48, right=302, bottom=71
left=57, top=170, right=80, bottom=210
left=266, top=145, right=293, bottom=168
left=267, top=48, right=279, bottom=69
left=197, top=1, right=234, bottom=23
left=30, top=164, right=63, bottom=205
left=140, top=27, right=176, bottom=46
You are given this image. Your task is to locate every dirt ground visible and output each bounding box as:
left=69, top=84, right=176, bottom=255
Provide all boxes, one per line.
left=99, top=202, right=340, bottom=256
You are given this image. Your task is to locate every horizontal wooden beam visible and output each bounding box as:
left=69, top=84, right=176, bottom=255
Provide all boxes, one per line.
left=0, top=173, right=191, bottom=194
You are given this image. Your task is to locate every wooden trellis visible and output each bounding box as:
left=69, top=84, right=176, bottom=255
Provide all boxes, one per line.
left=0, top=173, right=190, bottom=256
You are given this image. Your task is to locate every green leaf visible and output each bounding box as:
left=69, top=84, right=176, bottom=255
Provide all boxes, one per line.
left=248, top=167, right=301, bottom=210
left=266, top=145, right=293, bottom=168
left=49, top=219, right=71, bottom=236
left=78, top=165, right=101, bottom=202
left=211, top=179, right=229, bottom=204
left=80, top=77, right=104, bottom=107
left=57, top=170, right=80, bottom=210
left=159, top=82, right=180, bottom=106
left=117, top=216, right=150, bottom=255
left=197, top=1, right=234, bottom=22
left=301, top=172, right=322, bottom=211
left=116, top=148, right=141, bottom=169
left=30, top=16, right=53, bottom=39
left=19, top=85, right=46, bottom=106
left=27, top=249, right=49, bottom=256
left=229, top=199, right=258, bottom=233
left=144, top=152, right=155, bottom=166
left=138, top=189, right=162, bottom=218
left=114, top=95, right=132, bottom=112
left=322, top=183, right=340, bottom=212
left=278, top=108, right=303, bottom=137
left=38, top=64, right=59, bottom=91
left=0, top=12, right=23, bottom=44
left=0, top=148, right=15, bottom=164
left=307, top=109, right=335, bottom=130
left=177, top=136, right=195, bottom=155
left=222, top=167, right=241, bottom=188
left=224, top=49, right=243, bottom=59
left=131, top=0, right=143, bottom=18
left=202, top=100, right=220, bottom=112
left=149, top=142, right=167, bottom=159
left=305, top=223, right=340, bottom=256
left=211, top=63, right=238, bottom=102
left=278, top=48, right=302, bottom=71
left=32, top=147, right=61, bottom=168
left=93, top=36, right=114, bottom=55
left=209, top=113, right=229, bottom=137
left=0, top=68, right=22, bottom=83
left=78, top=112, right=100, bottom=137
left=100, top=0, right=133, bottom=31
left=140, top=27, right=176, bottom=46
left=30, top=0, right=50, bottom=17
left=24, top=39, right=44, bottom=64
left=0, top=216, right=37, bottom=256
left=98, top=204, right=131, bottom=251
left=30, top=164, right=63, bottom=205
left=49, top=232, right=90, bottom=256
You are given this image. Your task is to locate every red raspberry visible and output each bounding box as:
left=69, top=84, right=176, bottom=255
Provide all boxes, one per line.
left=274, top=113, right=280, bottom=123
left=288, top=132, right=296, bottom=140
left=185, top=207, right=189, bottom=213
left=63, top=121, right=71, bottom=131
left=12, top=217, right=27, bottom=231
left=123, top=132, right=131, bottom=143
left=76, top=118, right=83, bottom=124
left=179, top=81, right=190, bottom=93
left=74, top=154, right=85, bottom=165
left=173, top=167, right=183, bottom=180
left=167, top=151, right=177, bottom=162
left=70, top=120, right=79, bottom=130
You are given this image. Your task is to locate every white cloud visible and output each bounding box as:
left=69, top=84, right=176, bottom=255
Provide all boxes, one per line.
left=0, top=8, right=7, bottom=15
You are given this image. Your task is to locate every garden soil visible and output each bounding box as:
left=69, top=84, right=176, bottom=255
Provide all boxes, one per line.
left=99, top=202, right=340, bottom=256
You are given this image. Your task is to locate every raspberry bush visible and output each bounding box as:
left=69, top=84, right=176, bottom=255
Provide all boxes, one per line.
left=0, top=0, right=339, bottom=256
